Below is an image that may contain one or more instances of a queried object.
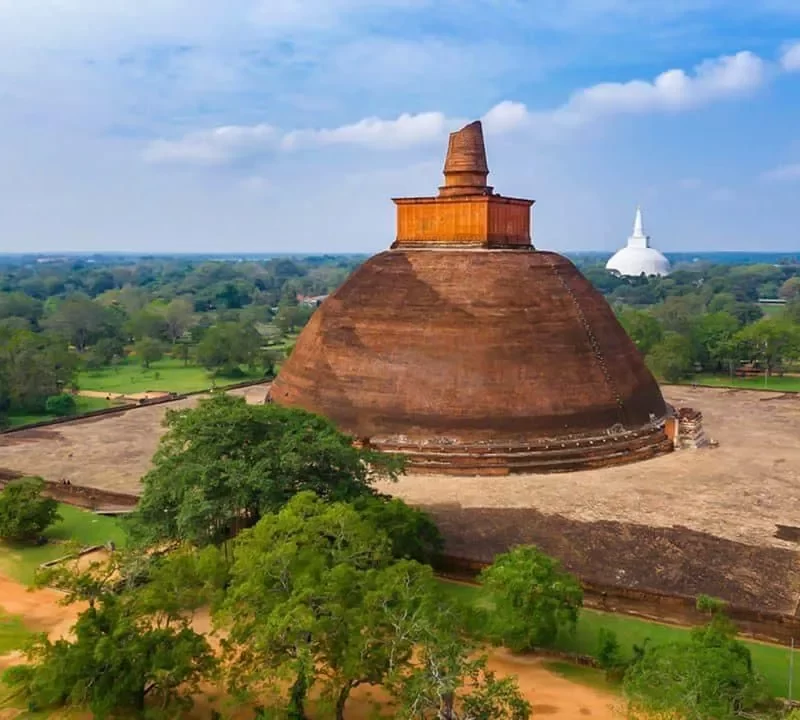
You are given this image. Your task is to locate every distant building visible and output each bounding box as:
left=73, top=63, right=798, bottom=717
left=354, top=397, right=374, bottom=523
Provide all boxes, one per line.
left=297, top=294, right=329, bottom=307
left=606, top=206, right=671, bottom=277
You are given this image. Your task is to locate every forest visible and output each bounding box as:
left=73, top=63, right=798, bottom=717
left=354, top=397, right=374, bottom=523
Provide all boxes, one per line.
left=1, top=253, right=799, bottom=428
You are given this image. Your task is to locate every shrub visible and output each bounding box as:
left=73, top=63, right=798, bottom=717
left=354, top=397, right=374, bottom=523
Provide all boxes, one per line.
left=45, top=394, right=77, bottom=417
left=0, top=477, right=60, bottom=542
left=478, top=545, right=583, bottom=652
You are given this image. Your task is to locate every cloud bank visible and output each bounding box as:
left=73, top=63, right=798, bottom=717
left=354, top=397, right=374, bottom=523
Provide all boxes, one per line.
left=146, top=49, right=774, bottom=166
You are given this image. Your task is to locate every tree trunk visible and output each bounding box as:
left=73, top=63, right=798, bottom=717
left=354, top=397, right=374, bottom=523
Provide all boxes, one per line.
left=288, top=670, right=308, bottom=720
left=335, top=683, right=353, bottom=720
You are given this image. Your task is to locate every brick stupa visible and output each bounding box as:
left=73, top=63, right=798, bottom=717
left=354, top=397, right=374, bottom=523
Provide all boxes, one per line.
left=269, top=121, right=672, bottom=474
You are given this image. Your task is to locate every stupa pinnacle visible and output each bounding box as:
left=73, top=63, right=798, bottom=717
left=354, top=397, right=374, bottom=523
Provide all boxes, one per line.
left=438, top=120, right=491, bottom=197
left=607, top=205, right=671, bottom=277
left=392, top=121, right=533, bottom=250
left=270, top=122, right=672, bottom=475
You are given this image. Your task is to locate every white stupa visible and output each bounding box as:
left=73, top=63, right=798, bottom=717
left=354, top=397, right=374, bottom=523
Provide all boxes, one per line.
left=606, top=206, right=671, bottom=277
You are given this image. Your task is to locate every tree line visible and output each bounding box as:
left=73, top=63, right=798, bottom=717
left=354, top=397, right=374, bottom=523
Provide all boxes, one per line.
left=1, top=396, right=792, bottom=719
left=0, top=255, right=360, bottom=426
left=579, top=261, right=800, bottom=382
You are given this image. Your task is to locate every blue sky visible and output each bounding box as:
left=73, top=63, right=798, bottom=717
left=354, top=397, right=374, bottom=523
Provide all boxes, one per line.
left=1, top=1, right=799, bottom=254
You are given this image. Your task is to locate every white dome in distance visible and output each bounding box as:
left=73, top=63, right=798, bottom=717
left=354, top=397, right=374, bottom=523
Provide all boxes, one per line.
left=606, top=206, right=670, bottom=277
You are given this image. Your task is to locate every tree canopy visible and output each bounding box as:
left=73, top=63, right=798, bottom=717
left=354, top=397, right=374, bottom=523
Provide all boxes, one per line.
left=132, top=395, right=404, bottom=546
left=0, top=476, right=60, bottom=542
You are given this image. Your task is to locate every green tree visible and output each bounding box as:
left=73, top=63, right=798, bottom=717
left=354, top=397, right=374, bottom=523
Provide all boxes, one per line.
left=623, top=613, right=767, bottom=720
left=134, top=337, right=164, bottom=369
left=351, top=495, right=443, bottom=564
left=0, top=328, right=78, bottom=412
left=132, top=395, right=402, bottom=546
left=390, top=617, right=531, bottom=720
left=87, top=336, right=126, bottom=368
left=164, top=297, right=194, bottom=343
left=4, top=550, right=216, bottom=718
left=0, top=476, right=60, bottom=542
left=779, top=276, right=800, bottom=301
left=690, top=311, right=740, bottom=371
left=45, top=393, right=77, bottom=416
left=126, top=307, right=170, bottom=342
left=478, top=545, right=583, bottom=652
left=42, top=293, right=115, bottom=351
left=646, top=332, right=695, bottom=382
left=617, top=308, right=663, bottom=355
left=196, top=321, right=262, bottom=374
left=218, top=493, right=525, bottom=720
left=736, top=316, right=800, bottom=375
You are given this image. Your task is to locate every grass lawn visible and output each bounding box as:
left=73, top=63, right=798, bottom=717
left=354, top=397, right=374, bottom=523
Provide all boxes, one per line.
left=0, top=611, right=34, bottom=654
left=6, top=396, right=114, bottom=429
left=0, top=505, right=127, bottom=585
left=78, top=357, right=264, bottom=395
left=438, top=580, right=800, bottom=699
left=683, top=373, right=800, bottom=392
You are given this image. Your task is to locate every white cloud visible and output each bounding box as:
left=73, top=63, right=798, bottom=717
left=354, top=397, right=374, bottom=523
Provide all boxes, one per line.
left=145, top=47, right=778, bottom=166
left=552, top=51, right=766, bottom=126
left=482, top=101, right=530, bottom=134
left=144, top=124, right=278, bottom=165
left=780, top=41, right=800, bottom=71
left=281, top=112, right=456, bottom=150
left=760, top=163, right=800, bottom=182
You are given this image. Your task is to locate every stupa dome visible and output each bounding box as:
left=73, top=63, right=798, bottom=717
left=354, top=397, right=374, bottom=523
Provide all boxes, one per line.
left=269, top=123, right=672, bottom=474
left=606, top=207, right=671, bottom=277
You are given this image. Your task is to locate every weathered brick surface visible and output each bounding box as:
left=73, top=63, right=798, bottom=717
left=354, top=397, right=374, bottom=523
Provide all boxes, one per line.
left=271, top=248, right=670, bottom=472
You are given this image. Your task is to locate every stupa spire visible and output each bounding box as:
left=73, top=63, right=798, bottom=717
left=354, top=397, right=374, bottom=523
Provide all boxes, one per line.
left=438, top=121, right=493, bottom=197
left=628, top=205, right=649, bottom=249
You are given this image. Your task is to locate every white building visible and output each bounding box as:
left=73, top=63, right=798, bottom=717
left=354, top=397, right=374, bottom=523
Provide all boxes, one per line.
left=606, top=206, right=671, bottom=277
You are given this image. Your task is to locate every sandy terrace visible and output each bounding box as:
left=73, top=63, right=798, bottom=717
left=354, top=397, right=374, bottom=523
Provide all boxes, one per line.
left=377, top=386, right=800, bottom=553
left=1, top=385, right=798, bottom=545
left=0, top=384, right=270, bottom=495
left=1, top=384, right=799, bottom=611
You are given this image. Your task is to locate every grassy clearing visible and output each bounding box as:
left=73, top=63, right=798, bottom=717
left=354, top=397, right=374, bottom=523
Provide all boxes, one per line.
left=438, top=580, right=800, bottom=698
left=6, top=396, right=114, bottom=429
left=0, top=505, right=126, bottom=585
left=78, top=357, right=264, bottom=394
left=683, top=373, right=800, bottom=392
left=0, top=611, right=34, bottom=654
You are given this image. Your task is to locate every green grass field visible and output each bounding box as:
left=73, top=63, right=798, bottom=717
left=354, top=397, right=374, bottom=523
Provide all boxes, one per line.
left=438, top=580, right=800, bottom=699
left=0, top=505, right=126, bottom=585
left=6, top=396, right=114, bottom=428
left=683, top=373, right=800, bottom=392
left=78, top=357, right=264, bottom=395
left=0, top=611, right=34, bottom=654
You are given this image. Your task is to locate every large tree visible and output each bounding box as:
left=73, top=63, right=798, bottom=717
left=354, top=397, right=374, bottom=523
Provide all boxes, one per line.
left=478, top=545, right=583, bottom=652
left=0, top=476, right=60, bottom=542
left=735, top=316, right=800, bottom=375
left=132, top=395, right=403, bottom=546
left=3, top=551, right=216, bottom=719
left=217, top=493, right=528, bottom=720
left=623, top=611, right=767, bottom=720
left=195, top=321, right=262, bottom=373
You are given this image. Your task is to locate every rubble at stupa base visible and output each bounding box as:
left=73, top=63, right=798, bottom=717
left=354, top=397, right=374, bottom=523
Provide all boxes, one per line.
left=668, top=407, right=710, bottom=449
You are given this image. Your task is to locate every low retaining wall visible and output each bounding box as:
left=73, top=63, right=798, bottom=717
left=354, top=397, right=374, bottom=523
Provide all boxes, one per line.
left=0, top=474, right=139, bottom=510
left=437, top=555, right=800, bottom=647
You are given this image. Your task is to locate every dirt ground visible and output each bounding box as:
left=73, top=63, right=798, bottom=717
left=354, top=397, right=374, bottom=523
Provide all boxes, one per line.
left=375, top=386, right=800, bottom=554
left=1, top=384, right=798, bottom=612
left=0, top=384, right=270, bottom=495
left=0, top=571, right=616, bottom=720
